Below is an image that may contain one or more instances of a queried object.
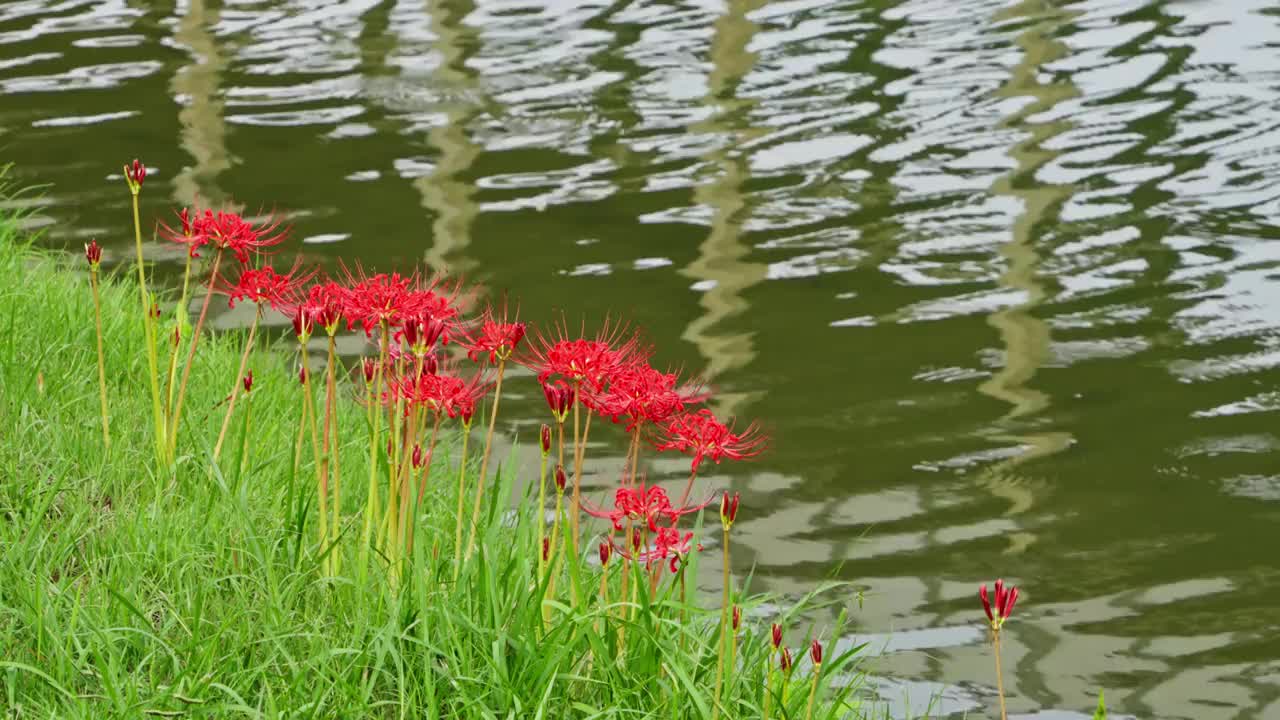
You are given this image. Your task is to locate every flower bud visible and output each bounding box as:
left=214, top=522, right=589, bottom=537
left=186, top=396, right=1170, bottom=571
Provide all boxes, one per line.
left=542, top=537, right=550, bottom=562
left=299, top=365, right=308, bottom=385
left=362, top=358, right=376, bottom=384
left=599, top=541, right=611, bottom=567
left=84, top=240, right=102, bottom=267
left=420, top=353, right=439, bottom=376
left=150, top=302, right=161, bottom=320
left=719, top=491, right=739, bottom=529
left=631, top=527, right=643, bottom=551
left=178, top=207, right=191, bottom=236
left=124, top=158, right=146, bottom=190
left=779, top=647, right=792, bottom=672
left=172, top=326, right=181, bottom=348
left=242, top=370, right=253, bottom=394
left=732, top=605, right=741, bottom=631
left=412, top=444, right=424, bottom=469
left=292, top=308, right=314, bottom=341
left=771, top=623, right=782, bottom=649
left=810, top=639, right=822, bottom=665
left=980, top=584, right=993, bottom=623
left=554, top=464, right=567, bottom=492
left=540, top=423, right=552, bottom=456
left=1004, top=587, right=1019, bottom=620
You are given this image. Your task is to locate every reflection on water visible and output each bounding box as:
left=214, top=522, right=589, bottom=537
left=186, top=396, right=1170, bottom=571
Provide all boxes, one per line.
left=5, top=0, right=1280, bottom=716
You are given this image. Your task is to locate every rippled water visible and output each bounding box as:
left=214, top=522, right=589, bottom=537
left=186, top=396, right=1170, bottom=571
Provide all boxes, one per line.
left=7, top=0, right=1280, bottom=716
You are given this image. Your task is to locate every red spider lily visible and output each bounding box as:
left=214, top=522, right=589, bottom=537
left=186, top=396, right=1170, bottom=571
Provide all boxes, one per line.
left=282, top=281, right=346, bottom=335
left=626, top=526, right=699, bottom=573
left=465, top=304, right=527, bottom=364
left=218, top=262, right=315, bottom=311
left=361, top=358, right=376, bottom=385
left=599, top=540, right=611, bottom=567
left=541, top=380, right=572, bottom=422
left=656, top=408, right=766, bottom=473
left=400, top=313, right=450, bottom=355
left=772, top=623, right=782, bottom=649
left=540, top=424, right=552, bottom=455
left=980, top=579, right=1019, bottom=630
left=123, top=159, right=146, bottom=190
left=341, top=270, right=416, bottom=335
left=160, top=207, right=209, bottom=258
left=387, top=365, right=489, bottom=424
left=810, top=639, right=823, bottom=665
left=84, top=240, right=102, bottom=267
left=732, top=606, right=741, bottom=631
left=720, top=491, right=740, bottom=529
left=242, top=370, right=254, bottom=394
left=582, top=483, right=717, bottom=533
left=292, top=306, right=314, bottom=342
left=587, top=362, right=707, bottom=432
left=518, top=318, right=648, bottom=393
left=188, top=209, right=288, bottom=265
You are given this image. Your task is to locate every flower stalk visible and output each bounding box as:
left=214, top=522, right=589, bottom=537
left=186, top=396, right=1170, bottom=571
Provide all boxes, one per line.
left=86, top=241, right=110, bottom=452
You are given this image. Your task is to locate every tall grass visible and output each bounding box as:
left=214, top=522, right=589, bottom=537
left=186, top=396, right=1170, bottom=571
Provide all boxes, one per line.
left=0, top=217, right=885, bottom=718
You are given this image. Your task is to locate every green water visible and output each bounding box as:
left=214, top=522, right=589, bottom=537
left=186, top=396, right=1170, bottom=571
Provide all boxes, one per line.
left=5, top=0, right=1280, bottom=716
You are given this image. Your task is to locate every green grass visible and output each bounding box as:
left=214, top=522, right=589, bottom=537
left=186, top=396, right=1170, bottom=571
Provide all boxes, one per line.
left=0, top=208, right=882, bottom=719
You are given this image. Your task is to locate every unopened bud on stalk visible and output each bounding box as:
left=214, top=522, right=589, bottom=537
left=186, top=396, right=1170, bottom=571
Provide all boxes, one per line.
left=732, top=605, right=741, bottom=631
left=542, top=537, right=550, bottom=562
left=771, top=623, right=782, bottom=649
left=540, top=423, right=552, bottom=456
left=150, top=302, right=161, bottom=320
left=298, top=365, right=308, bottom=385
left=631, top=528, right=643, bottom=551
left=124, top=158, right=146, bottom=191
left=719, top=491, right=740, bottom=529
left=555, top=464, right=566, bottom=492
left=172, top=326, right=180, bottom=348
left=412, top=444, right=424, bottom=469
left=292, top=308, right=314, bottom=342
left=243, top=370, right=253, bottom=394
left=599, top=541, right=611, bottom=567
left=780, top=646, right=792, bottom=672
left=810, top=639, right=822, bottom=665
left=362, top=358, right=375, bottom=385
left=84, top=240, right=102, bottom=267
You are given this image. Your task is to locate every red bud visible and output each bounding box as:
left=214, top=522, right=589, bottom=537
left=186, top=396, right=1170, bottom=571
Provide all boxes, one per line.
left=810, top=639, right=823, bottom=665
left=631, top=527, right=643, bottom=551
left=599, top=541, right=611, bottom=566
left=362, top=358, right=376, bottom=384
left=994, top=579, right=1006, bottom=618
left=84, top=240, right=102, bottom=266
left=150, top=302, right=161, bottom=320
left=1004, top=587, right=1019, bottom=620
left=412, top=444, right=424, bottom=469
left=732, top=606, right=741, bottom=631
left=980, top=584, right=993, bottom=623
left=542, top=537, right=550, bottom=562
left=242, top=370, right=254, bottom=394
left=771, top=623, right=782, bottom=649
left=540, top=424, right=552, bottom=455
left=299, top=365, right=308, bottom=385
left=555, top=464, right=566, bottom=492
left=124, top=158, right=146, bottom=188
left=720, top=491, right=740, bottom=528
left=779, top=647, right=792, bottom=672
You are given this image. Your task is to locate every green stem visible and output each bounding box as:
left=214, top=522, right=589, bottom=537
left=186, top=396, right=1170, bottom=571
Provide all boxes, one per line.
left=90, top=270, right=110, bottom=452
left=213, top=307, right=260, bottom=462
left=359, top=327, right=389, bottom=575
left=453, top=425, right=472, bottom=581
left=712, top=527, right=731, bottom=720
left=324, top=334, right=341, bottom=576
left=170, top=249, right=223, bottom=458
left=130, top=191, right=166, bottom=465
left=466, top=359, right=506, bottom=561
left=536, top=452, right=548, bottom=581
left=804, top=661, right=821, bottom=720
left=407, top=412, right=441, bottom=559
left=300, top=345, right=326, bottom=575
left=165, top=253, right=193, bottom=422
left=994, top=630, right=1008, bottom=720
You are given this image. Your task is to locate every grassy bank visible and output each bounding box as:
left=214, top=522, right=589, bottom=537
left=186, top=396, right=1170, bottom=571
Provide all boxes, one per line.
left=0, top=208, right=878, bottom=718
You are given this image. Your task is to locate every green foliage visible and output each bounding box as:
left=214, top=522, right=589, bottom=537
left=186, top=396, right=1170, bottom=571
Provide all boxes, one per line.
left=1093, top=691, right=1107, bottom=720
left=0, top=229, right=877, bottom=718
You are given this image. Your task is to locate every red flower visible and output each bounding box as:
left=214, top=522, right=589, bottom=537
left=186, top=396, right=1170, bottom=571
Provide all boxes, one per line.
left=638, top=526, right=698, bottom=573
left=719, top=491, right=740, bottom=529
left=582, top=483, right=717, bottom=533
left=981, top=579, right=1019, bottom=630
left=656, top=409, right=766, bottom=473
left=84, top=240, right=102, bottom=267
left=285, top=281, right=346, bottom=336
left=189, top=209, right=288, bottom=265
left=387, top=368, right=488, bottom=425
left=218, top=262, right=314, bottom=310
left=541, top=380, right=573, bottom=422
left=160, top=208, right=209, bottom=258
left=465, top=304, right=527, bottom=364
left=518, top=318, right=648, bottom=393
left=400, top=313, right=450, bottom=355
left=341, top=270, right=416, bottom=336
left=123, top=159, right=146, bottom=190
left=242, top=370, right=254, bottom=394
left=587, top=362, right=706, bottom=432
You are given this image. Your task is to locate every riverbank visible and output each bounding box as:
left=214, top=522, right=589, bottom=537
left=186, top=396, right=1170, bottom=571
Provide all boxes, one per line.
left=0, top=207, right=881, bottom=718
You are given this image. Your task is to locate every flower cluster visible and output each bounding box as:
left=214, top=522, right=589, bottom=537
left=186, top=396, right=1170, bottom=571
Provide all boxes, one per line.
left=980, top=579, right=1019, bottom=630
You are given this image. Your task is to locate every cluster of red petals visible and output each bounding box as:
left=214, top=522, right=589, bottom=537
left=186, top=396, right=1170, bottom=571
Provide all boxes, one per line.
left=583, top=483, right=717, bottom=533
left=161, top=208, right=287, bottom=264
left=541, top=380, right=573, bottom=422
left=84, top=240, right=102, bottom=266
left=656, top=408, right=766, bottom=473
left=219, top=263, right=314, bottom=310
left=519, top=319, right=646, bottom=393
left=124, top=159, right=146, bottom=188
left=386, top=368, right=488, bottom=424
left=465, top=306, right=527, bottom=364
left=639, top=527, right=698, bottom=573
left=340, top=268, right=466, bottom=344
left=588, top=363, right=706, bottom=433
left=980, top=579, right=1019, bottom=629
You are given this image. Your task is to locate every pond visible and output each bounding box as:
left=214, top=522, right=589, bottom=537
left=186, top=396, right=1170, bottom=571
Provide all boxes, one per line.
left=5, top=0, right=1280, bottom=717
